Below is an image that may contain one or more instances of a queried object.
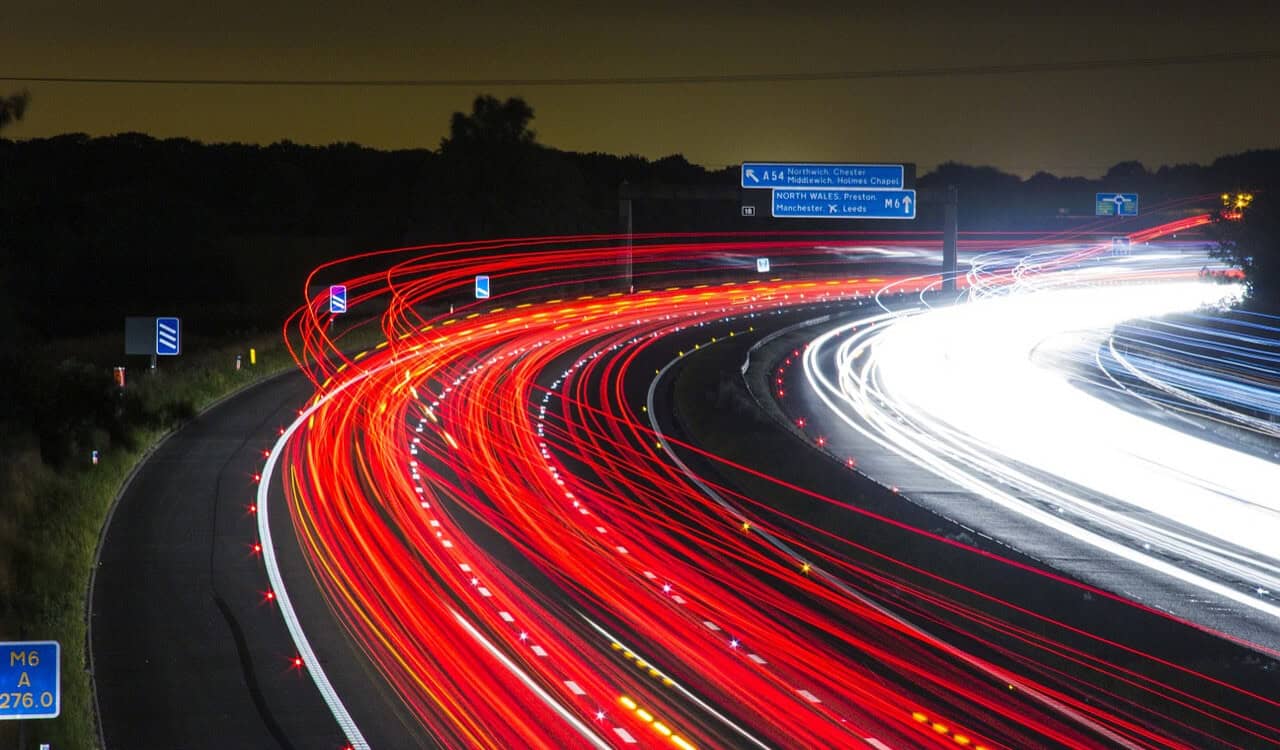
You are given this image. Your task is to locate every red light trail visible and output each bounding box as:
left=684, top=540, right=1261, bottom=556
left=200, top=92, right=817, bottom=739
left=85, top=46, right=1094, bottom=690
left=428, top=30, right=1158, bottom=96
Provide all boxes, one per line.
left=253, top=222, right=1279, bottom=749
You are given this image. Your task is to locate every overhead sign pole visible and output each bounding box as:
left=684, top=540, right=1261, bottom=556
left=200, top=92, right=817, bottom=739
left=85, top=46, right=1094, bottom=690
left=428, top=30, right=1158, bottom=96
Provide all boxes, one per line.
left=942, top=186, right=959, bottom=292
left=619, top=192, right=633, bottom=293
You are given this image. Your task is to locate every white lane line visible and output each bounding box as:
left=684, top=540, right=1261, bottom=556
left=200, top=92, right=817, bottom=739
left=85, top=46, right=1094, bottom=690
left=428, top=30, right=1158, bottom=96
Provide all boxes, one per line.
left=797, top=688, right=821, bottom=703
left=264, top=357, right=612, bottom=750
left=499, top=611, right=515, bottom=623
left=564, top=680, right=586, bottom=695
left=614, top=727, right=638, bottom=743
left=259, top=378, right=371, bottom=750
left=452, top=610, right=612, bottom=749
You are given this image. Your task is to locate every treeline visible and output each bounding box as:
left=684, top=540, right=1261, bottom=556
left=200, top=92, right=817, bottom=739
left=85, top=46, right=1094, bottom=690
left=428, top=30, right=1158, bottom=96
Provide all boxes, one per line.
left=920, top=155, right=1280, bottom=227
left=1212, top=191, right=1280, bottom=311
left=4, top=94, right=1280, bottom=343
left=0, top=96, right=734, bottom=342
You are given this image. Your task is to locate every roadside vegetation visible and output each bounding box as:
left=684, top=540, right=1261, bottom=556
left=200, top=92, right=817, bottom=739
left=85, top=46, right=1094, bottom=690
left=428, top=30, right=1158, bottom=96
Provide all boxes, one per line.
left=0, top=332, right=297, bottom=749
left=1212, top=190, right=1280, bottom=312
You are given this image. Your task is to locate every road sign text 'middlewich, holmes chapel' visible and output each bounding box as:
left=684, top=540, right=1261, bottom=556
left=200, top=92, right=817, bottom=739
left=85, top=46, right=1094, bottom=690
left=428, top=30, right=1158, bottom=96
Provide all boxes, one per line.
left=741, top=162, right=905, bottom=190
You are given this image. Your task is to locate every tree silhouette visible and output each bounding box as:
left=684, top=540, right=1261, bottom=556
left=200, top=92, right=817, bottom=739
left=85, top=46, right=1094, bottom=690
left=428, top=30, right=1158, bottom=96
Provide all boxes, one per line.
left=420, top=95, right=595, bottom=239
left=0, top=90, right=30, bottom=131
left=1212, top=193, right=1280, bottom=311
left=1103, top=160, right=1149, bottom=180
left=442, top=95, right=537, bottom=152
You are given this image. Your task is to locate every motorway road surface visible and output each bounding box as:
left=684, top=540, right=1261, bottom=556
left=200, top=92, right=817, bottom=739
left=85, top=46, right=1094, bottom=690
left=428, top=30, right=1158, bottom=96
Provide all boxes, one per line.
left=92, top=229, right=1280, bottom=749
left=91, top=371, right=419, bottom=749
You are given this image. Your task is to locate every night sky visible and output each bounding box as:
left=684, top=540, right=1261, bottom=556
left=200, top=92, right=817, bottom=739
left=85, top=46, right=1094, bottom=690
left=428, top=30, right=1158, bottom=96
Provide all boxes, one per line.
left=4, top=1, right=1279, bottom=176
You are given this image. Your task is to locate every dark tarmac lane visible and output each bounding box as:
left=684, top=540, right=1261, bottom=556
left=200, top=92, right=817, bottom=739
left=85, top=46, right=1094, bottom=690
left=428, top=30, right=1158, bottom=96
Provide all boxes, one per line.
left=91, top=372, right=351, bottom=750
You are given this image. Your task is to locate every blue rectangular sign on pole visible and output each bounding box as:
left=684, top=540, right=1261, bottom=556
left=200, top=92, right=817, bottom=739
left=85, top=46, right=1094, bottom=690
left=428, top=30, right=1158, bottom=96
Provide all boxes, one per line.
left=771, top=189, right=917, bottom=220
left=155, top=317, right=181, bottom=356
left=475, top=275, right=490, bottom=300
left=0, top=641, right=60, bottom=719
left=329, top=284, right=348, bottom=314
left=1096, top=192, right=1139, bottom=216
left=742, top=162, right=905, bottom=190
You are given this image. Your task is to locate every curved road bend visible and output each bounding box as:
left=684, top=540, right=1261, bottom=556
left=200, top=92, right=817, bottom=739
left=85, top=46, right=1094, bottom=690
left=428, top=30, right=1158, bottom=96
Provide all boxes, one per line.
left=91, top=371, right=415, bottom=749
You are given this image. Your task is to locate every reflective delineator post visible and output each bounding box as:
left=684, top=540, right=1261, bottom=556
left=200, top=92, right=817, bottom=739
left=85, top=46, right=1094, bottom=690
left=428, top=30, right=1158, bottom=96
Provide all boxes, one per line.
left=91, top=450, right=100, bottom=466
left=249, top=348, right=257, bottom=366
left=235, top=354, right=242, bottom=371
left=113, top=366, right=126, bottom=388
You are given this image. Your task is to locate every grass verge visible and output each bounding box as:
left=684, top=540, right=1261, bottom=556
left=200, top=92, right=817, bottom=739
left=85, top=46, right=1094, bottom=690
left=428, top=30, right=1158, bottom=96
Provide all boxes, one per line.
left=0, top=332, right=301, bottom=750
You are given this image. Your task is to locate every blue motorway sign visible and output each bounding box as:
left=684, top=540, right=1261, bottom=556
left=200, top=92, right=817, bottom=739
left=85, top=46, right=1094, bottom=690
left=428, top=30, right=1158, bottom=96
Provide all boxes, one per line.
left=772, top=189, right=916, bottom=220
left=0, top=641, right=59, bottom=719
left=1096, top=192, right=1139, bottom=216
left=742, top=162, right=905, bottom=190
left=475, top=275, right=490, bottom=300
left=155, top=317, right=181, bottom=356
left=329, top=284, right=348, bottom=315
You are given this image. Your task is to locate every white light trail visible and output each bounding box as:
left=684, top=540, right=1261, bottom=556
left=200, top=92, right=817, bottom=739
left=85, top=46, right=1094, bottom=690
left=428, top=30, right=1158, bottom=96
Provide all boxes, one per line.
left=803, top=270, right=1280, bottom=620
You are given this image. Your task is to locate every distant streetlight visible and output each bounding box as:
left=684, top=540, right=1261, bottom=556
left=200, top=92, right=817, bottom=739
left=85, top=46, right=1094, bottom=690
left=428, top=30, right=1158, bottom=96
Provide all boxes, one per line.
left=1222, top=191, right=1254, bottom=209
left=1221, top=191, right=1254, bottom=220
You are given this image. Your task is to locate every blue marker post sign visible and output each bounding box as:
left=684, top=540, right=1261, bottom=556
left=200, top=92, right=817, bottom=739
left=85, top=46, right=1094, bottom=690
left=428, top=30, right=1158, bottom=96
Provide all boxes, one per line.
left=742, top=162, right=905, bottom=190
left=329, top=284, right=348, bottom=315
left=475, top=275, right=491, bottom=300
left=772, top=189, right=917, bottom=220
left=1096, top=193, right=1139, bottom=217
left=155, top=317, right=181, bottom=356
left=0, top=641, right=59, bottom=719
